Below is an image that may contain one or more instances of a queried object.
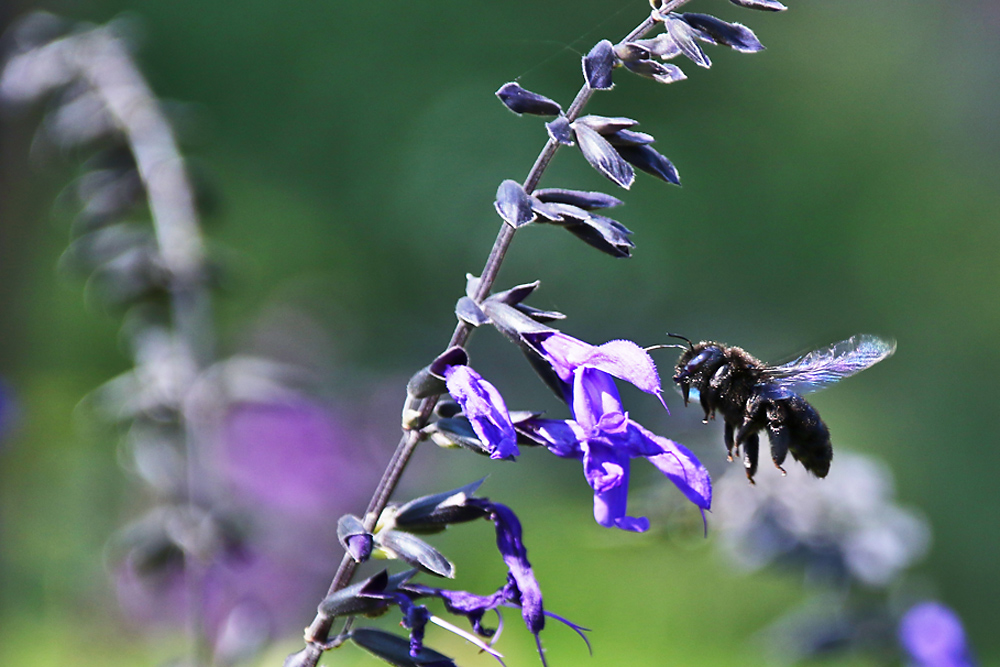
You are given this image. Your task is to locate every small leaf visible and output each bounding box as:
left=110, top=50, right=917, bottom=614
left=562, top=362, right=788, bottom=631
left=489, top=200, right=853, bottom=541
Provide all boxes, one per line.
left=545, top=116, right=574, bottom=145
left=583, top=39, right=616, bottom=90
left=455, top=296, right=488, bottom=327
left=495, top=81, right=562, bottom=116
left=514, top=303, right=566, bottom=322
left=682, top=13, right=764, bottom=53
left=489, top=280, right=541, bottom=306
left=729, top=0, right=787, bottom=11
left=623, top=59, right=687, bottom=85
left=375, top=529, right=456, bottom=578
left=464, top=273, right=481, bottom=299
left=533, top=188, right=623, bottom=210
left=350, top=628, right=456, bottom=667
left=617, top=144, right=681, bottom=185
left=572, top=122, right=634, bottom=189
left=494, top=179, right=536, bottom=228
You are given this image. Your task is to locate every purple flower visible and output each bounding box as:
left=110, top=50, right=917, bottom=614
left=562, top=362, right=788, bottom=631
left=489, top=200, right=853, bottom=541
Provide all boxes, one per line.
left=899, top=602, right=976, bottom=667
left=404, top=498, right=586, bottom=665
left=517, top=332, right=711, bottom=531
left=433, top=352, right=519, bottom=461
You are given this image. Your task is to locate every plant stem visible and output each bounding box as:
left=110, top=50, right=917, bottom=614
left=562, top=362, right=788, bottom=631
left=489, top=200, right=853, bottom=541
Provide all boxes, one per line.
left=295, top=4, right=689, bottom=663
left=72, top=28, right=214, bottom=666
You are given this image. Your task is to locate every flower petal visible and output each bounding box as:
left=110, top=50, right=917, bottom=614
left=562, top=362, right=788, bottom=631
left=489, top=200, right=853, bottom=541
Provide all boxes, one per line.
left=631, top=421, right=712, bottom=509
left=443, top=365, right=519, bottom=460
left=584, top=443, right=649, bottom=532
left=514, top=417, right=585, bottom=459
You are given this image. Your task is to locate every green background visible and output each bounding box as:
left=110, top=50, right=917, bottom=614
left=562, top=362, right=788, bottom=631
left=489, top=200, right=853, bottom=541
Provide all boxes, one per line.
left=1, top=0, right=998, bottom=664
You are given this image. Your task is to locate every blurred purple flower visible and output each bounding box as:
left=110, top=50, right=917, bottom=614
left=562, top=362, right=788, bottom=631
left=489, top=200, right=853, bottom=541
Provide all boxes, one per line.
left=899, top=602, right=976, bottom=667
left=117, top=396, right=376, bottom=661
left=218, top=400, right=368, bottom=516
left=516, top=332, right=711, bottom=531
left=0, top=379, right=19, bottom=444
left=714, top=451, right=930, bottom=587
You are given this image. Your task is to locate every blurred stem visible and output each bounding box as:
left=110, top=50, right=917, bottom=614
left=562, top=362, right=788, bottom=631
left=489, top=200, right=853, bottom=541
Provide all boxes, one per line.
left=295, top=4, right=686, bottom=664
left=72, top=28, right=214, bottom=666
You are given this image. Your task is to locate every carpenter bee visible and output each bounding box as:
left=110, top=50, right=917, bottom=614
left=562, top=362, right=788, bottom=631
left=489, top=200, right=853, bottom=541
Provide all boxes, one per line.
left=671, top=335, right=895, bottom=482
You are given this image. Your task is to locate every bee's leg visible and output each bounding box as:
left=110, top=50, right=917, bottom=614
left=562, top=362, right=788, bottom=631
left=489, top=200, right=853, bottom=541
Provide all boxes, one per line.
left=698, top=384, right=713, bottom=423
left=724, top=421, right=735, bottom=462
left=741, top=433, right=760, bottom=484
left=766, top=421, right=789, bottom=476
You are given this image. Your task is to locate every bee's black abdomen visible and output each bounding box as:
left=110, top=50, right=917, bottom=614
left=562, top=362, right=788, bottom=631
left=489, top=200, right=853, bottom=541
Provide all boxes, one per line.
left=766, top=395, right=832, bottom=478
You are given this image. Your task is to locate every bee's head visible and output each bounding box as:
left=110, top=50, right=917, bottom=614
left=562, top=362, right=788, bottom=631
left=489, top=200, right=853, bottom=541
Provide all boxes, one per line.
left=672, top=340, right=725, bottom=406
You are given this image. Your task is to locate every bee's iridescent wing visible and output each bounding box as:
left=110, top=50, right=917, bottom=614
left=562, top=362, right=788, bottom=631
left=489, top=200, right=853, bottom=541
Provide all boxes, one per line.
left=760, top=334, right=896, bottom=399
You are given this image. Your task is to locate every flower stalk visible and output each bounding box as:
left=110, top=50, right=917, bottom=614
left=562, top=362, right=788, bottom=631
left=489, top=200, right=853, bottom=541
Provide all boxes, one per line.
left=295, top=3, right=694, bottom=664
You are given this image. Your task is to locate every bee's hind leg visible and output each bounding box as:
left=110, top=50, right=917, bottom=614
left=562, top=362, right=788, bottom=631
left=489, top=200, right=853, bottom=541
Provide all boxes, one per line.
left=724, top=421, right=736, bottom=462
left=740, top=433, right=760, bottom=484
left=766, top=421, right=790, bottom=476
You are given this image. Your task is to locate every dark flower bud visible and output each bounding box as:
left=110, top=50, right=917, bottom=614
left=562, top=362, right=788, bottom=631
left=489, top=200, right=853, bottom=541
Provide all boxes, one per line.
left=545, top=116, right=574, bottom=145
left=571, top=122, right=634, bottom=189
left=337, top=514, right=373, bottom=563
left=494, top=81, right=562, bottom=116
left=604, top=128, right=656, bottom=147
left=729, top=0, right=787, bottom=11
left=533, top=187, right=623, bottom=210
left=455, top=296, right=488, bottom=327
left=583, top=39, right=616, bottom=90
left=574, top=114, right=639, bottom=135
left=374, top=529, right=455, bottom=578
left=391, top=479, right=490, bottom=533
left=318, top=570, right=395, bottom=618
left=481, top=300, right=556, bottom=345
left=632, top=33, right=683, bottom=61
left=494, top=179, right=536, bottom=229
left=663, top=13, right=711, bottom=68
left=349, top=628, right=456, bottom=667
left=613, top=42, right=652, bottom=63
left=427, top=346, right=469, bottom=379
left=405, top=365, right=446, bottom=400
left=681, top=13, right=765, bottom=53
left=426, top=417, right=492, bottom=456
left=434, top=400, right=462, bottom=419
left=623, top=59, right=687, bottom=85
left=565, top=217, right=634, bottom=258
left=616, top=144, right=681, bottom=185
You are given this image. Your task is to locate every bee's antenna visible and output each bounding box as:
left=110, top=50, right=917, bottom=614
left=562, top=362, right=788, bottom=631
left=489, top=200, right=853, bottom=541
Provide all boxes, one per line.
left=665, top=333, right=694, bottom=351
left=646, top=344, right=689, bottom=352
